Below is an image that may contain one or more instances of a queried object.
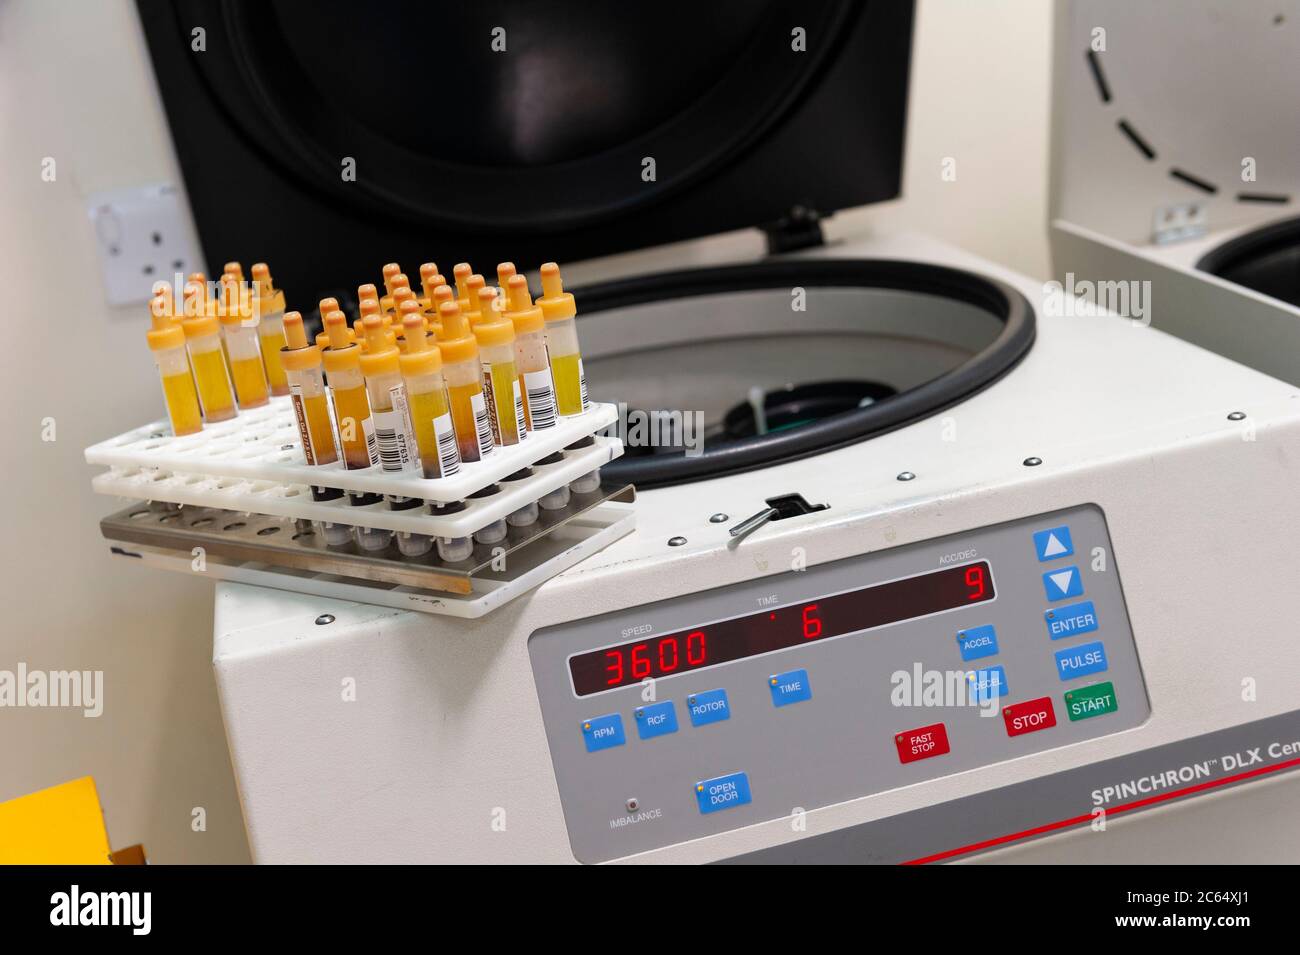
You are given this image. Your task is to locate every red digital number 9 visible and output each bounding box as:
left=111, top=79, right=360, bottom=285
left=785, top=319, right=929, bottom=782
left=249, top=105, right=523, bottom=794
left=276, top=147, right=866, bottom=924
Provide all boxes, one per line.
left=965, top=565, right=987, bottom=601
left=802, top=604, right=822, bottom=640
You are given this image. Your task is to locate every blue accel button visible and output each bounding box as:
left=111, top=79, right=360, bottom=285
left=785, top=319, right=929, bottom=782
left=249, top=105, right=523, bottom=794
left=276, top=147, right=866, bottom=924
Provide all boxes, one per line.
left=1045, top=600, right=1099, bottom=640
left=580, top=713, right=625, bottom=752
left=1033, top=525, right=1074, bottom=561
left=1042, top=565, right=1084, bottom=601
left=687, top=689, right=731, bottom=726
left=957, top=624, right=999, bottom=661
left=695, top=771, right=752, bottom=814
left=1055, top=641, right=1109, bottom=681
left=634, top=700, right=678, bottom=740
left=768, top=669, right=812, bottom=707
left=967, top=665, right=1009, bottom=703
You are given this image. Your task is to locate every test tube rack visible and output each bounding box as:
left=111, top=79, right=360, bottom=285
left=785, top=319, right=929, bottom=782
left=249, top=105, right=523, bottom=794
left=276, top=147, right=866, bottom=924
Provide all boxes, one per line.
left=85, top=399, right=635, bottom=617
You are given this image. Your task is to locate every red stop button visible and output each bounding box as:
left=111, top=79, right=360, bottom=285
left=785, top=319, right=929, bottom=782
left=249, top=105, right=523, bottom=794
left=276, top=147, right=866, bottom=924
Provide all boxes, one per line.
left=895, top=722, right=950, bottom=764
left=1003, top=696, right=1057, bottom=737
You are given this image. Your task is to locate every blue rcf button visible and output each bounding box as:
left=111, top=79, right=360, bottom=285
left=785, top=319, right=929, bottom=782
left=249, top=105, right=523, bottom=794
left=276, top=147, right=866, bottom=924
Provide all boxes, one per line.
left=1033, top=525, right=1074, bottom=561
left=967, top=665, right=1009, bottom=703
left=1055, top=641, right=1109, bottom=681
left=695, top=772, right=752, bottom=814
left=768, top=669, right=812, bottom=707
left=580, top=713, right=625, bottom=752
left=1042, top=565, right=1084, bottom=601
left=957, top=624, right=999, bottom=661
left=1045, top=601, right=1099, bottom=640
left=687, top=689, right=731, bottom=726
left=634, top=700, right=678, bottom=740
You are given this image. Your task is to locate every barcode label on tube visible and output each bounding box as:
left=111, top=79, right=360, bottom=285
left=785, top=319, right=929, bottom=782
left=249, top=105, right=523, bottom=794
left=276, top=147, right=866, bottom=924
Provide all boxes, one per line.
left=471, top=391, right=494, bottom=457
left=373, top=408, right=414, bottom=471
left=512, top=378, right=528, bottom=439
left=362, top=417, right=379, bottom=467
left=524, top=368, right=557, bottom=429
left=578, top=358, right=589, bottom=411
left=433, top=412, right=461, bottom=477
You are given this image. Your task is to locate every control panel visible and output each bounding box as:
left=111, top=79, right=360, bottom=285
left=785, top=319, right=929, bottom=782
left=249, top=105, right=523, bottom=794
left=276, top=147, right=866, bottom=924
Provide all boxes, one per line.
left=528, top=505, right=1150, bottom=863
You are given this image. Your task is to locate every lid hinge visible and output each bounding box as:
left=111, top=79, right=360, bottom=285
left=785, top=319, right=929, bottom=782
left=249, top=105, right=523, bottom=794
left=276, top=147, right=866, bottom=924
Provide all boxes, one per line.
left=762, top=205, right=826, bottom=254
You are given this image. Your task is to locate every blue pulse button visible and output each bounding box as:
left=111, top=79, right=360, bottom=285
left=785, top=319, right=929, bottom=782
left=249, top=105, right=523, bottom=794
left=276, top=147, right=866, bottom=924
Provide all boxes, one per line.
left=1045, top=601, right=1099, bottom=640
left=768, top=669, right=812, bottom=707
left=1055, top=640, right=1109, bottom=681
left=1042, top=565, right=1084, bottom=601
left=1033, top=525, right=1074, bottom=561
left=957, top=624, right=999, bottom=661
left=695, top=772, right=752, bottom=814
left=634, top=700, right=678, bottom=740
left=688, top=689, right=731, bottom=727
left=580, top=713, right=625, bottom=753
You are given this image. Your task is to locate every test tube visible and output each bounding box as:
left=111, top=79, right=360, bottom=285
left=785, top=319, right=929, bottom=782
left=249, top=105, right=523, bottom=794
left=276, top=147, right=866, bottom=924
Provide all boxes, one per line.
left=436, top=301, right=495, bottom=463
left=504, top=274, right=558, bottom=431
left=321, top=310, right=375, bottom=470
left=538, top=262, right=589, bottom=416
left=250, top=263, right=290, bottom=396
left=145, top=293, right=202, bottom=436
left=280, top=311, right=338, bottom=466
left=359, top=314, right=419, bottom=472
left=474, top=285, right=526, bottom=446
left=182, top=310, right=237, bottom=422
left=398, top=312, right=460, bottom=479
left=219, top=281, right=270, bottom=410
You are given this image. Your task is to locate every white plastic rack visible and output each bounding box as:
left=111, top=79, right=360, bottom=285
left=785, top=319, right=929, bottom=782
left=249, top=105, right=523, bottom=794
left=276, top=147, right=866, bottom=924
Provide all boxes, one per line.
left=85, top=398, right=623, bottom=538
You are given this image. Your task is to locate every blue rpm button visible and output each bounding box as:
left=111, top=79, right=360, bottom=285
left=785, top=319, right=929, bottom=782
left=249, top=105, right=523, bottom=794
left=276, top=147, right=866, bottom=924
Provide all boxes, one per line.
left=695, top=772, right=752, bottom=814
left=1042, top=565, right=1084, bottom=601
left=634, top=700, right=678, bottom=740
left=580, top=713, right=625, bottom=752
left=1045, top=600, right=1099, bottom=640
left=957, top=624, right=999, bottom=661
left=1033, top=525, right=1074, bottom=561
left=967, top=665, right=1009, bottom=703
left=687, top=689, right=731, bottom=727
left=768, top=669, right=812, bottom=707
left=1055, top=640, right=1109, bottom=681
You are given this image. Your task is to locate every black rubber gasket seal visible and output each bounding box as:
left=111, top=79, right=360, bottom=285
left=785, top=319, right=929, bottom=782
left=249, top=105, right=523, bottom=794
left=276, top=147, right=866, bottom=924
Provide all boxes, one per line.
left=578, top=259, right=1036, bottom=488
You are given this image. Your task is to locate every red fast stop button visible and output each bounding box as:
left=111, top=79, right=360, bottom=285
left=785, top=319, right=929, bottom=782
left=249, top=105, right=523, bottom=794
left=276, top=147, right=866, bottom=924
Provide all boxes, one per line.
left=1003, top=696, right=1057, bottom=737
left=895, top=722, right=950, bottom=764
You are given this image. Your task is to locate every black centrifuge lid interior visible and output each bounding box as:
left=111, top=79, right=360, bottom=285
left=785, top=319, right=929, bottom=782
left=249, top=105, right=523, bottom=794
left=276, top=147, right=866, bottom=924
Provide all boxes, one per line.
left=138, top=0, right=913, bottom=300
left=1197, top=216, right=1300, bottom=309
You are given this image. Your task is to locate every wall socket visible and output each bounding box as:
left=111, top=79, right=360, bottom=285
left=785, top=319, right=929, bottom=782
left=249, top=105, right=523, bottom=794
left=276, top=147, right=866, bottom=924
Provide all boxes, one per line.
left=87, top=183, right=203, bottom=306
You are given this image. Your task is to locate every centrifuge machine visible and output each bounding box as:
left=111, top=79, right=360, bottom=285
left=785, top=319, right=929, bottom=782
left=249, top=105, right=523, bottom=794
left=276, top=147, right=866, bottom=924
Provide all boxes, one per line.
left=120, top=0, right=1300, bottom=863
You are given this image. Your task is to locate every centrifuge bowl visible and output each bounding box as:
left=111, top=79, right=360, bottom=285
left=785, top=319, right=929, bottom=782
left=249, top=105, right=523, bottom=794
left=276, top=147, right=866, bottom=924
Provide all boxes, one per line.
left=577, top=259, right=1035, bottom=487
left=1196, top=216, right=1300, bottom=309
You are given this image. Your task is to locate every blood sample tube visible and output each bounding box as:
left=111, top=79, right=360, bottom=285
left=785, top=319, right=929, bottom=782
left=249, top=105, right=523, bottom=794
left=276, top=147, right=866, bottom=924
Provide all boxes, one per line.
left=145, top=294, right=202, bottom=436
left=436, top=300, right=494, bottom=463
left=474, top=286, right=526, bottom=446
left=250, top=263, right=290, bottom=396
left=280, top=311, right=338, bottom=466
left=537, top=262, right=589, bottom=415
left=503, top=274, right=557, bottom=431
left=321, top=310, right=375, bottom=471
left=399, top=312, right=460, bottom=479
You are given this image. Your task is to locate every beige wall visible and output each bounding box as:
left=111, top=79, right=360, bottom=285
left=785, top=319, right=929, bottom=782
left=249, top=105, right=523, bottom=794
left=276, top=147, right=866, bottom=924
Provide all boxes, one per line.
left=0, top=0, right=1051, bottom=863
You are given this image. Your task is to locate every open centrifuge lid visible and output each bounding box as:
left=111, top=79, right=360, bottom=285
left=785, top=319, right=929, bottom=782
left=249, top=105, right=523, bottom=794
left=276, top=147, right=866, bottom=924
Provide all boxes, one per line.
left=138, top=0, right=914, bottom=301
left=1050, top=0, right=1300, bottom=247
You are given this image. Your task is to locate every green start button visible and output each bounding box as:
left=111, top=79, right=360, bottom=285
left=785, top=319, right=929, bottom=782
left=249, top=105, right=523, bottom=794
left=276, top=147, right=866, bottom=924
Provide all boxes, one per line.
left=1065, top=681, right=1118, bottom=721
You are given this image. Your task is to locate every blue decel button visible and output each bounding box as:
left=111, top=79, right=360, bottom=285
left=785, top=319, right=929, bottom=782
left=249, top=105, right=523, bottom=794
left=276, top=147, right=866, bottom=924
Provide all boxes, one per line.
left=1055, top=640, right=1109, bottom=681
left=687, top=689, right=731, bottom=727
left=967, top=665, right=1009, bottom=703
left=1045, top=600, right=1099, bottom=640
left=1033, top=525, right=1074, bottom=561
left=1042, top=565, right=1084, bottom=601
left=769, top=669, right=812, bottom=707
left=957, top=624, right=999, bottom=661
left=695, top=771, right=752, bottom=814
left=580, top=713, right=625, bottom=752
left=634, top=700, right=678, bottom=740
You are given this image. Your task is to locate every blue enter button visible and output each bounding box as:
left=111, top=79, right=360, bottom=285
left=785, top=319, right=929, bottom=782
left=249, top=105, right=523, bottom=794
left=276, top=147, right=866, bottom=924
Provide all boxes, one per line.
left=695, top=772, right=752, bottom=814
left=768, top=668, right=812, bottom=707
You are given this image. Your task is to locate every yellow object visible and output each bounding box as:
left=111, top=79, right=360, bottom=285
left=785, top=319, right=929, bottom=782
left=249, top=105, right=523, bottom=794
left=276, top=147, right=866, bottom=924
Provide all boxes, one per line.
left=359, top=314, right=418, bottom=472
left=504, top=274, right=558, bottom=430
left=453, top=262, right=473, bottom=311
left=183, top=314, right=237, bottom=421
left=475, top=286, right=525, bottom=446
left=281, top=311, right=338, bottom=466
left=438, top=300, right=493, bottom=462
left=250, top=263, right=289, bottom=396
left=463, top=273, right=487, bottom=322
left=220, top=308, right=270, bottom=409
left=322, top=310, right=374, bottom=469
left=149, top=295, right=203, bottom=436
left=0, top=777, right=112, bottom=864
left=539, top=262, right=588, bottom=415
